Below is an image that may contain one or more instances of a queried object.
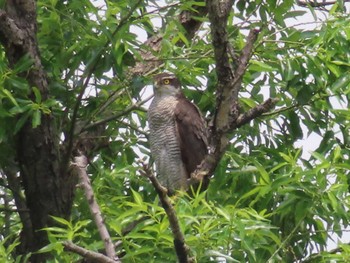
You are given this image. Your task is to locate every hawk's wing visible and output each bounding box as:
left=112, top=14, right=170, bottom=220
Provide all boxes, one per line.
left=174, top=94, right=208, bottom=182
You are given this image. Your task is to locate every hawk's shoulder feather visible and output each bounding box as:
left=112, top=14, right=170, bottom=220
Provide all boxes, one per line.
left=174, top=94, right=208, bottom=180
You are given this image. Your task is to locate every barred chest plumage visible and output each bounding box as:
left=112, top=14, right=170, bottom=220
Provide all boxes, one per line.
left=148, top=95, right=188, bottom=192
left=148, top=72, right=209, bottom=194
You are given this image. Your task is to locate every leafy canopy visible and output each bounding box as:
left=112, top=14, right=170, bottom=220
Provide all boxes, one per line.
left=0, top=0, right=349, bottom=262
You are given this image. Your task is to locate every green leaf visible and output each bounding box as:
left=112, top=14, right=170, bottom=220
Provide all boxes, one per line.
left=131, top=189, right=144, bottom=206
left=13, top=54, right=34, bottom=74
left=250, top=60, right=276, bottom=72
left=332, top=73, right=350, bottom=93
left=288, top=111, right=303, bottom=140
left=1, top=89, right=18, bottom=106
left=32, top=87, right=42, bottom=103
left=14, top=110, right=31, bottom=134
left=32, top=110, right=41, bottom=128
left=36, top=242, right=63, bottom=254
left=50, top=216, right=71, bottom=227
left=206, top=250, right=239, bottom=262
left=6, top=76, right=29, bottom=91
left=41, top=227, right=68, bottom=234
left=251, top=159, right=270, bottom=185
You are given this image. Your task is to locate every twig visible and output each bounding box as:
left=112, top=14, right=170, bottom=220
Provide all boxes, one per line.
left=267, top=216, right=305, bottom=262
left=141, top=163, right=193, bottom=263
left=296, top=0, right=350, bottom=7
left=90, top=87, right=128, bottom=123
left=63, top=241, right=119, bottom=263
left=302, top=243, right=347, bottom=263
left=116, top=120, right=149, bottom=138
left=71, top=153, right=118, bottom=261
left=82, top=94, right=153, bottom=132
left=262, top=103, right=299, bottom=117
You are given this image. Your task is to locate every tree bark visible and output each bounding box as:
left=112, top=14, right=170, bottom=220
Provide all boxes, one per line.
left=0, top=1, right=76, bottom=261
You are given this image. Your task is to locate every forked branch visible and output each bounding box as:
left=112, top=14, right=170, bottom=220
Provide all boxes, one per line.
left=192, top=1, right=278, bottom=182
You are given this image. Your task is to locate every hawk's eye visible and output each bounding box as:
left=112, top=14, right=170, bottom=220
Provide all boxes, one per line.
left=163, top=79, right=170, bottom=85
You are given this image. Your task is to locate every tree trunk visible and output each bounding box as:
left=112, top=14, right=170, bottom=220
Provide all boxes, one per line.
left=0, top=1, right=76, bottom=261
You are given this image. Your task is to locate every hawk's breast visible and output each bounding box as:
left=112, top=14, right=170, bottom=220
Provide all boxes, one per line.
left=148, top=96, right=188, bottom=192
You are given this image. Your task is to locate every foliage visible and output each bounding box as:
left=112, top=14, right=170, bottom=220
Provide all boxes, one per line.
left=0, top=0, right=350, bottom=262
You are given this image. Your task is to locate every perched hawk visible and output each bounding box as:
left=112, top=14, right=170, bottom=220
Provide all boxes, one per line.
left=148, top=73, right=208, bottom=193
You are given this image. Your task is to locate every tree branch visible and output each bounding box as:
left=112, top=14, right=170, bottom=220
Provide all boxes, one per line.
left=302, top=243, right=347, bottom=263
left=190, top=2, right=277, bottom=184
left=82, top=95, right=152, bottom=132
left=231, top=29, right=260, bottom=101
left=234, top=98, right=279, bottom=129
left=63, top=241, right=119, bottom=263
left=71, top=153, right=118, bottom=261
left=206, top=0, right=234, bottom=82
left=296, top=0, right=350, bottom=7
left=141, top=164, right=193, bottom=263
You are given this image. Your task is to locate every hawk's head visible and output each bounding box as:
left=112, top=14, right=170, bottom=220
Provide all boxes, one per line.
left=153, top=73, right=182, bottom=97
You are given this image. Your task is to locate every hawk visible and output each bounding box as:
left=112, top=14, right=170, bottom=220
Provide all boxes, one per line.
left=148, top=73, right=208, bottom=194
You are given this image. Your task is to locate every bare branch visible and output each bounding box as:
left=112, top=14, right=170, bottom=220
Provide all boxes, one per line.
left=141, top=163, right=193, bottom=263
left=262, top=103, right=299, bottom=117
left=63, top=241, right=119, bottom=263
left=71, top=153, right=118, bottom=261
left=234, top=98, right=279, bottom=129
left=231, top=28, right=260, bottom=101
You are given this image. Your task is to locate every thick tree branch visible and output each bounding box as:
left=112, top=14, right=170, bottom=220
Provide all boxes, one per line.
left=234, top=98, right=279, bottom=129
left=63, top=241, right=119, bottom=263
left=141, top=164, right=192, bottom=263
left=190, top=2, right=277, bottom=184
left=207, top=0, right=234, bottom=82
left=71, top=153, right=118, bottom=261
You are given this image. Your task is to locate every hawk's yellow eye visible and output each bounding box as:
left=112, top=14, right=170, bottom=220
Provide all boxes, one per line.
left=163, top=79, right=170, bottom=85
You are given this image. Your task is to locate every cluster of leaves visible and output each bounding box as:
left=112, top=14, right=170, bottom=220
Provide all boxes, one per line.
left=0, top=0, right=350, bottom=262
